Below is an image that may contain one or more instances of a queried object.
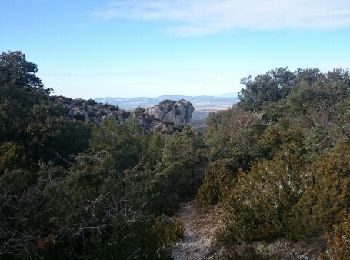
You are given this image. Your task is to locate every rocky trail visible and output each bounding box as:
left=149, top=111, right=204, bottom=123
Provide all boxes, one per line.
left=170, top=202, right=325, bottom=260
left=171, top=202, right=224, bottom=260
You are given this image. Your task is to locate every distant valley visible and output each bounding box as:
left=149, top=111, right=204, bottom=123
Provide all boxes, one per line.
left=95, top=93, right=239, bottom=131
left=95, top=93, right=238, bottom=111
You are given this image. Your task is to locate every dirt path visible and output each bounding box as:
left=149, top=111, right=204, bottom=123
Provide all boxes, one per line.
left=171, top=202, right=224, bottom=260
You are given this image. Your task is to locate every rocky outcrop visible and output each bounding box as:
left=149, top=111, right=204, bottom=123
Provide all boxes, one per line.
left=53, top=96, right=130, bottom=124
left=140, top=99, right=195, bottom=133
left=146, top=99, right=194, bottom=128
left=52, top=96, right=194, bottom=133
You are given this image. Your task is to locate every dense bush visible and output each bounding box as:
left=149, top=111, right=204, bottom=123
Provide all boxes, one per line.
left=200, top=67, right=350, bottom=256
left=197, top=159, right=234, bottom=208
left=205, top=107, right=265, bottom=172
left=325, top=216, right=350, bottom=260
left=222, top=154, right=305, bottom=242
left=0, top=51, right=90, bottom=170
left=287, top=142, right=350, bottom=239
left=3, top=51, right=350, bottom=258
left=0, top=118, right=189, bottom=259
left=140, top=127, right=207, bottom=215
left=0, top=52, right=193, bottom=259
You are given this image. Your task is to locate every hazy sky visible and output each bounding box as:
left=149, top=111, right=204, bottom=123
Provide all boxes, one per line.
left=1, top=0, right=350, bottom=98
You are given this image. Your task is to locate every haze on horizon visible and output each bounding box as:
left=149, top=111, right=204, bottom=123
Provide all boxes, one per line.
left=2, top=0, right=350, bottom=99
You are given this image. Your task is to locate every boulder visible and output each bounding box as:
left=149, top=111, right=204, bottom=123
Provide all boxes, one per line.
left=145, top=99, right=194, bottom=131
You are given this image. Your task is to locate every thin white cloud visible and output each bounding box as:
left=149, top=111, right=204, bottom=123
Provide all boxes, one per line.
left=93, top=0, right=350, bottom=36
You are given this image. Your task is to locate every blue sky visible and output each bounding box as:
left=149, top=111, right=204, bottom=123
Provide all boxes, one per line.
left=1, top=0, right=350, bottom=98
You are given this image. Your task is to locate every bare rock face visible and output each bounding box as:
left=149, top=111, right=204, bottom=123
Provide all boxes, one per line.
left=52, top=96, right=194, bottom=134
left=145, top=99, right=194, bottom=130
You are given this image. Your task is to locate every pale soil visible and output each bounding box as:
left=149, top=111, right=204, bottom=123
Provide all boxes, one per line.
left=171, top=202, right=224, bottom=260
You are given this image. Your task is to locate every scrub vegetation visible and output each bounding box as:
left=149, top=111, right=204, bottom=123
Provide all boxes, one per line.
left=1, top=51, right=350, bottom=259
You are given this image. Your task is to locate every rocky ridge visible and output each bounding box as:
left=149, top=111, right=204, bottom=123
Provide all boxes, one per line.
left=52, top=96, right=194, bottom=133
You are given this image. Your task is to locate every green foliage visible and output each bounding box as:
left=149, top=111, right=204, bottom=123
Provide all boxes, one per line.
left=205, top=107, right=265, bottom=172
left=89, top=118, right=143, bottom=172
left=0, top=51, right=90, bottom=170
left=238, top=67, right=296, bottom=111
left=3, top=51, right=350, bottom=258
left=287, top=142, right=350, bottom=239
left=145, top=216, right=184, bottom=259
left=0, top=142, right=184, bottom=259
left=0, top=52, right=191, bottom=259
left=0, top=142, right=25, bottom=172
left=222, top=154, right=305, bottom=242
left=144, top=127, right=207, bottom=215
left=202, top=67, right=350, bottom=253
left=197, top=160, right=234, bottom=208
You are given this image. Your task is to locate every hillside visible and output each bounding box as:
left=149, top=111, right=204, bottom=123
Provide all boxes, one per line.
left=1, top=52, right=350, bottom=259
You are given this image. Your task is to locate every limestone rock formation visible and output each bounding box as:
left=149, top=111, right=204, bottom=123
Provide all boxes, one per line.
left=146, top=99, right=194, bottom=128
left=52, top=96, right=194, bottom=133
left=134, top=99, right=195, bottom=133
left=53, top=96, right=130, bottom=124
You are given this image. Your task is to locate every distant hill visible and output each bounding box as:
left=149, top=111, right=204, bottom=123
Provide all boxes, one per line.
left=95, top=93, right=239, bottom=112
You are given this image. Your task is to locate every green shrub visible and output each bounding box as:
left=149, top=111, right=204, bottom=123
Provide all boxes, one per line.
left=222, top=155, right=304, bottom=242
left=0, top=142, right=25, bottom=173
left=146, top=215, right=184, bottom=258
left=287, top=141, right=350, bottom=239
left=197, top=159, right=234, bottom=208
